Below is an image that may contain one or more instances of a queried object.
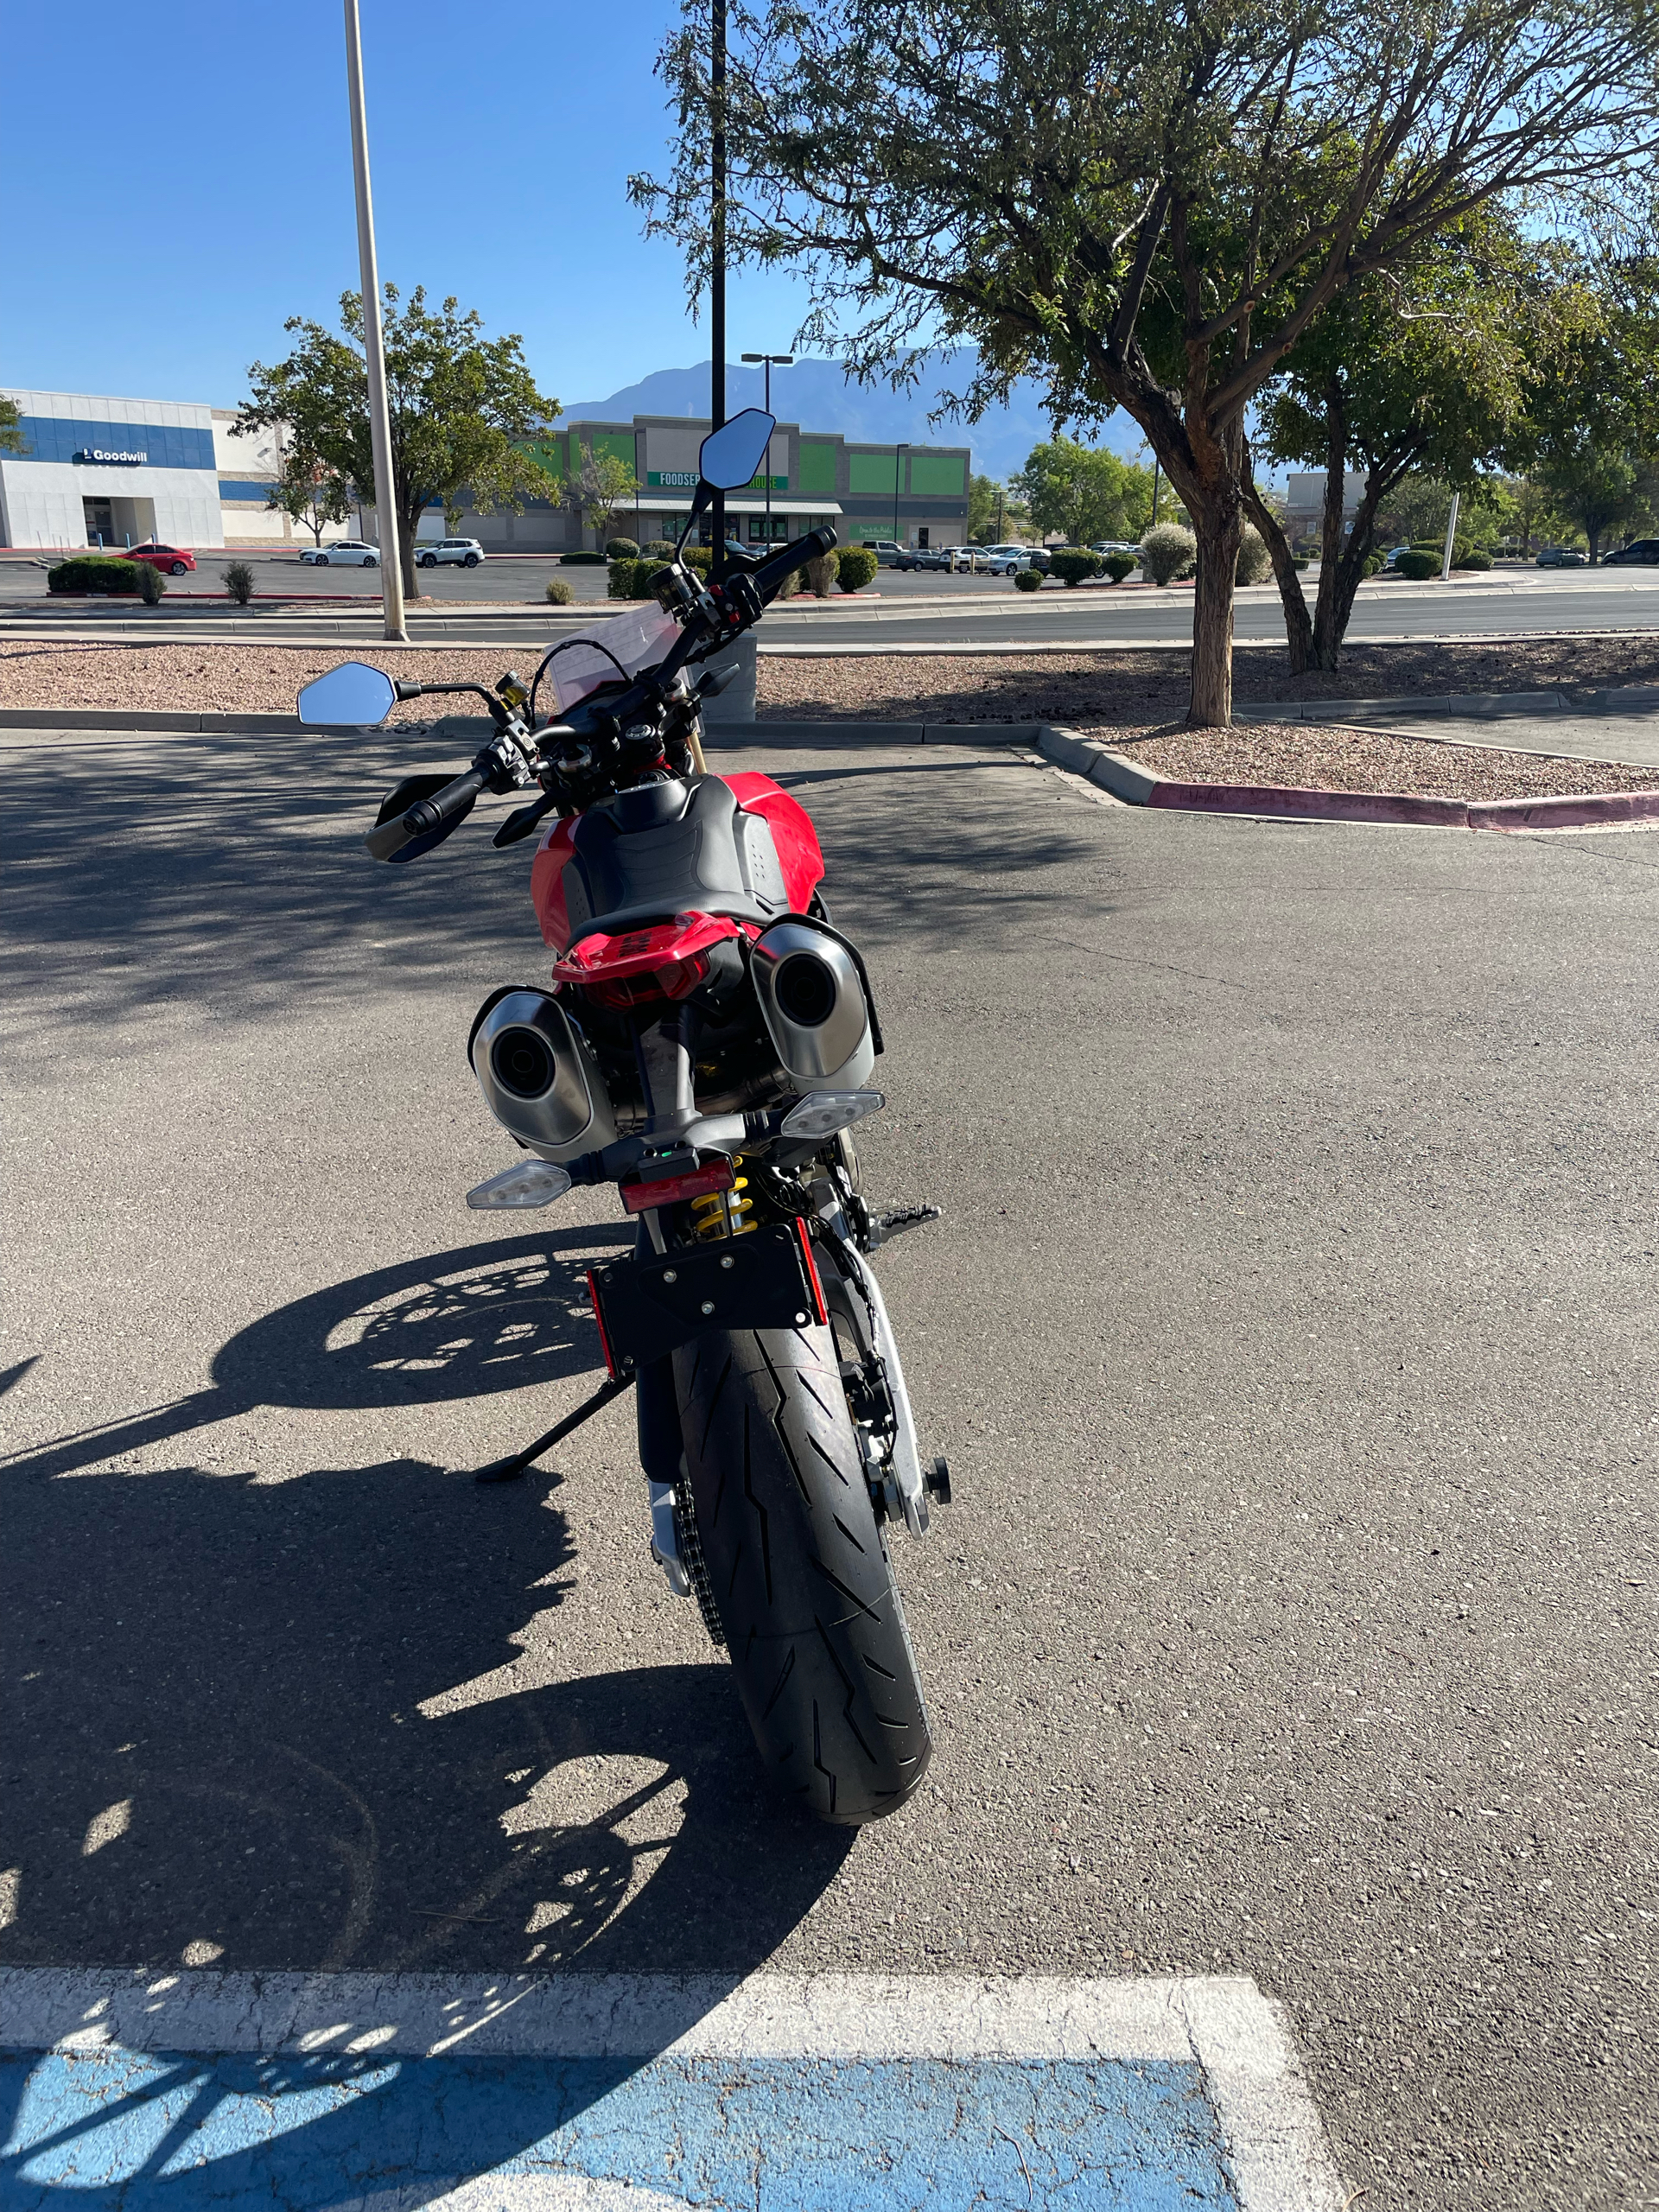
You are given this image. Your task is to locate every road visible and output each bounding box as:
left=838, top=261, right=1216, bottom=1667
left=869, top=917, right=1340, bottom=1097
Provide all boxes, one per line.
left=3, top=721, right=1655, bottom=2206
left=5, top=554, right=1656, bottom=652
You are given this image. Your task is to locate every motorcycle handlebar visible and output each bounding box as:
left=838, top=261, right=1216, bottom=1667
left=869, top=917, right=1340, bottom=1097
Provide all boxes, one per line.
left=748, top=525, right=839, bottom=603
left=365, top=764, right=489, bottom=861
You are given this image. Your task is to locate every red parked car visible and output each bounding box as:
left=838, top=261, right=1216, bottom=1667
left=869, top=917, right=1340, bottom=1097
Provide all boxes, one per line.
left=124, top=543, right=196, bottom=576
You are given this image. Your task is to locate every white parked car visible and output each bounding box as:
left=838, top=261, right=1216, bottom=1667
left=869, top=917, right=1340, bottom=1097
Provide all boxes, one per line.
left=301, top=539, right=380, bottom=567
left=418, top=537, right=486, bottom=569
left=982, top=543, right=1039, bottom=574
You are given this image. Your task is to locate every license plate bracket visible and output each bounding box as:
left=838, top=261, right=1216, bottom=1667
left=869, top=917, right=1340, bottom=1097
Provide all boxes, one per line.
left=587, top=1222, right=823, bottom=1374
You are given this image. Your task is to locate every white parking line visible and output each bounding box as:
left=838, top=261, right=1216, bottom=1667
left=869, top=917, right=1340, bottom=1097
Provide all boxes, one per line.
left=0, top=1967, right=1344, bottom=2211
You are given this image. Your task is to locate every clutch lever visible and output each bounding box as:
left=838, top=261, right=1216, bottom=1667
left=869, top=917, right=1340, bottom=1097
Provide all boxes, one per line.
left=493, top=791, right=558, bottom=849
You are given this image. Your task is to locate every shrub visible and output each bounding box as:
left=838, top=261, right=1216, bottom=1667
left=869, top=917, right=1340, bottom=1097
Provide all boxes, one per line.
left=1014, top=565, right=1045, bottom=591
left=608, top=557, right=650, bottom=600
left=604, top=537, right=639, bottom=560
left=558, top=550, right=607, bottom=566
left=47, top=554, right=145, bottom=595
left=1138, top=523, right=1198, bottom=585
left=682, top=546, right=714, bottom=576
left=836, top=546, right=878, bottom=593
left=1234, top=526, right=1270, bottom=585
left=1292, top=555, right=1311, bottom=571
left=1362, top=552, right=1388, bottom=577
left=805, top=550, right=838, bottom=598
left=1452, top=548, right=1493, bottom=570
left=1048, top=548, right=1102, bottom=586
left=133, top=559, right=166, bottom=605
left=222, top=561, right=255, bottom=606
left=773, top=566, right=807, bottom=598
left=1101, top=550, right=1137, bottom=584
left=641, top=539, right=677, bottom=560
left=1394, top=548, right=1441, bottom=580
left=544, top=576, right=574, bottom=606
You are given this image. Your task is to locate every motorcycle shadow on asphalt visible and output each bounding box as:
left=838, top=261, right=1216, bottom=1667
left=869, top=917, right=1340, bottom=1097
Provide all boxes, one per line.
left=2, top=1226, right=856, bottom=1999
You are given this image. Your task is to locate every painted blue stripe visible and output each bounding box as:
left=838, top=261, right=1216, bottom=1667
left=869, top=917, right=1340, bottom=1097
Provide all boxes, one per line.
left=0, top=2049, right=1236, bottom=2209
left=11, top=418, right=217, bottom=471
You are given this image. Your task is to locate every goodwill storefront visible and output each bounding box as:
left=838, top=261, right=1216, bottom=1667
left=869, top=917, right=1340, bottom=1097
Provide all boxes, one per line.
left=0, top=389, right=228, bottom=554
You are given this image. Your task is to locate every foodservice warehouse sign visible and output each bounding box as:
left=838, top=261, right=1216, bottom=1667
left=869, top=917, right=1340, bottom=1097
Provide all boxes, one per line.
left=647, top=470, right=787, bottom=491
left=73, top=447, right=148, bottom=466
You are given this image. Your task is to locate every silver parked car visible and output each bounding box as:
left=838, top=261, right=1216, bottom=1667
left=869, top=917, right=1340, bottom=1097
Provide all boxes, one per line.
left=418, top=537, right=486, bottom=569
left=301, top=539, right=380, bottom=568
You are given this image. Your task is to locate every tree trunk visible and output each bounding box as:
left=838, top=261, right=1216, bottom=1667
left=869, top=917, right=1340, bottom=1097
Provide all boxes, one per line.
left=1242, top=468, right=1313, bottom=673
left=1188, top=505, right=1242, bottom=726
left=399, top=503, right=422, bottom=601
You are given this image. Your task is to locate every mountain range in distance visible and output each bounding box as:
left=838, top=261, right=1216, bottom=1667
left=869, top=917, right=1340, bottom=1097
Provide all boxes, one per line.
left=562, top=347, right=1150, bottom=482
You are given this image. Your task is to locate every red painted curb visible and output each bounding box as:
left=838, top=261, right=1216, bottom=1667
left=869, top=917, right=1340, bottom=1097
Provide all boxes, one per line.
left=1466, top=789, right=1659, bottom=831
left=1143, top=778, right=1469, bottom=826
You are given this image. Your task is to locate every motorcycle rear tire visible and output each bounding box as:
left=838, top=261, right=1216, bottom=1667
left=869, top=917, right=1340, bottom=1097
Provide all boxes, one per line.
left=673, top=1321, right=931, bottom=1824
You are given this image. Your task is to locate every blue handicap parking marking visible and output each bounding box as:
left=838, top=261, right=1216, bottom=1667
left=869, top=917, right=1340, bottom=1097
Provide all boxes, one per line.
left=0, top=1970, right=1344, bottom=2210
left=2, top=2047, right=1231, bottom=2209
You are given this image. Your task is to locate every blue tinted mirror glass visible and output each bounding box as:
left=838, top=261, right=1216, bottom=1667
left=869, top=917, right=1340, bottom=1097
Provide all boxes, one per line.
left=297, top=662, right=397, bottom=726
left=698, top=409, right=776, bottom=493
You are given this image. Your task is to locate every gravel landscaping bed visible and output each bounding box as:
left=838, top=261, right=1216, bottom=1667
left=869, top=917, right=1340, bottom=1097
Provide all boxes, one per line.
left=3, top=635, right=1657, bottom=736
left=1076, top=721, right=1657, bottom=799
left=758, top=636, right=1659, bottom=723
left=0, top=642, right=540, bottom=722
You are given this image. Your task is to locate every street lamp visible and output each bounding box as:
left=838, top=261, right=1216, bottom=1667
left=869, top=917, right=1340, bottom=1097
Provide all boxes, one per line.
left=342, top=0, right=405, bottom=642
left=893, top=442, right=907, bottom=551
left=741, top=352, right=792, bottom=545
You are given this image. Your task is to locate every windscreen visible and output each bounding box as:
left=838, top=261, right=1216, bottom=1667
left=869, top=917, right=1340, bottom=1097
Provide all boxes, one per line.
left=550, top=602, right=682, bottom=714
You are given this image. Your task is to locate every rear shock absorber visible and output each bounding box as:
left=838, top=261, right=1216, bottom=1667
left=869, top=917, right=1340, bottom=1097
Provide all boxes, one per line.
left=690, top=1160, right=757, bottom=1240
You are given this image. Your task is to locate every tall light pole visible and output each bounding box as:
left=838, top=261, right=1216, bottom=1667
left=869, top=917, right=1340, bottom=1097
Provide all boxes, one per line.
left=741, top=352, right=792, bottom=544
left=893, top=442, right=907, bottom=551
left=343, top=0, right=406, bottom=642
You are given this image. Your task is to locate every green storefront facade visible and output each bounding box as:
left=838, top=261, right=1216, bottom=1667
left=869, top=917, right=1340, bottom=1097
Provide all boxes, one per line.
left=461, top=416, right=970, bottom=554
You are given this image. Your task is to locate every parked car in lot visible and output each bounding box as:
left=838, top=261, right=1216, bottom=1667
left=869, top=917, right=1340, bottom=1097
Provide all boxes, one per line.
left=301, top=540, right=380, bottom=567
left=418, top=537, right=486, bottom=569
left=865, top=540, right=908, bottom=567
left=1535, top=545, right=1587, bottom=567
left=981, top=543, right=1042, bottom=574
left=1605, top=537, right=1659, bottom=566
left=899, top=545, right=950, bottom=570
left=124, top=542, right=195, bottom=575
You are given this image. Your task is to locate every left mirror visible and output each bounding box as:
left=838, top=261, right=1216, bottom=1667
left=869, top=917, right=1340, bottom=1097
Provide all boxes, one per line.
left=698, top=408, right=776, bottom=493
left=297, top=662, right=397, bottom=727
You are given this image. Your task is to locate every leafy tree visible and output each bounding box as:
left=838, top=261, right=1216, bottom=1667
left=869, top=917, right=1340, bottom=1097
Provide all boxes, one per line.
left=238, top=286, right=559, bottom=598
left=967, top=472, right=1000, bottom=542
left=635, top=0, right=1659, bottom=725
left=0, top=397, right=24, bottom=454
left=568, top=447, right=639, bottom=550
left=266, top=448, right=353, bottom=547
left=1009, top=437, right=1153, bottom=546
left=1249, top=213, right=1550, bottom=668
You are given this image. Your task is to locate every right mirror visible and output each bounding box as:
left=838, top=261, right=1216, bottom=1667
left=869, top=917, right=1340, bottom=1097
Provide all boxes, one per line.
left=697, top=409, right=776, bottom=493
left=297, top=662, right=397, bottom=727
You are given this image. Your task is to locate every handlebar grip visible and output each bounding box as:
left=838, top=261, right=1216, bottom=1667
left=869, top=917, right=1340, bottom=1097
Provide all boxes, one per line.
left=750, top=525, right=839, bottom=601
left=365, top=765, right=488, bottom=861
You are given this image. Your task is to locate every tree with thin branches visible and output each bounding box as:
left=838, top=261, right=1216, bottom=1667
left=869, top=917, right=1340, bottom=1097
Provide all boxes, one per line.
left=633, top=0, right=1659, bottom=724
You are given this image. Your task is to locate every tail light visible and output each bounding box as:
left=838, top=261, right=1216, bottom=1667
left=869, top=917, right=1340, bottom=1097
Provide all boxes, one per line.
left=587, top=950, right=710, bottom=1009
left=620, top=1156, right=735, bottom=1214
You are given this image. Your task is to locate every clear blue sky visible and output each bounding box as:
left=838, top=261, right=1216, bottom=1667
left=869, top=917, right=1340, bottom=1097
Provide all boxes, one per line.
left=3, top=2, right=819, bottom=411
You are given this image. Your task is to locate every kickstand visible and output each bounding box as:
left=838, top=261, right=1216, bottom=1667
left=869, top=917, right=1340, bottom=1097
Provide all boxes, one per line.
left=471, top=1370, right=637, bottom=1484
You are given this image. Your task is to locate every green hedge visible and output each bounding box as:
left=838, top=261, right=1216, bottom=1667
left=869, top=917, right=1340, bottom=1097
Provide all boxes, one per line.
left=1048, top=548, right=1102, bottom=586
left=1101, top=550, right=1137, bottom=584
left=559, top=550, right=607, bottom=566
left=47, top=555, right=145, bottom=595
left=836, top=546, right=878, bottom=593
left=604, top=537, right=639, bottom=559
left=1014, top=566, right=1045, bottom=591
left=1393, top=549, right=1441, bottom=580
left=1452, top=548, right=1493, bottom=570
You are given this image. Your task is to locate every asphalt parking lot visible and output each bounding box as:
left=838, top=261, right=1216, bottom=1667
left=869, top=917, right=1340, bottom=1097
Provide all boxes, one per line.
left=3, top=723, right=1656, bottom=2207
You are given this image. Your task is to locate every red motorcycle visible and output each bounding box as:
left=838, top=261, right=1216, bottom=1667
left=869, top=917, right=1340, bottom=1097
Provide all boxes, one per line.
left=298, top=411, right=947, bottom=1826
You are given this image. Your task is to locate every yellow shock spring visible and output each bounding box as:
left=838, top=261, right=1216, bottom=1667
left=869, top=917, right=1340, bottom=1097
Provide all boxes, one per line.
left=690, top=1165, right=757, bottom=1240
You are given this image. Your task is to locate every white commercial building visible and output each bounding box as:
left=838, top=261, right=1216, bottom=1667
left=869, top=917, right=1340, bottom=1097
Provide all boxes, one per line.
left=0, top=387, right=294, bottom=553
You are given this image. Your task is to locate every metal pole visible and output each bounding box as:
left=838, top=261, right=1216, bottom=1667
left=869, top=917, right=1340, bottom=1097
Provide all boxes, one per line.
left=343, top=0, right=406, bottom=641
left=764, top=357, right=770, bottom=545
left=1440, top=491, right=1460, bottom=582
left=709, top=0, right=727, bottom=582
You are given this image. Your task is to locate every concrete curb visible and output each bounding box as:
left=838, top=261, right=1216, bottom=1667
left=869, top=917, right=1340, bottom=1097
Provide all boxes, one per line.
left=1037, top=726, right=1659, bottom=832
left=1249, top=683, right=1659, bottom=722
